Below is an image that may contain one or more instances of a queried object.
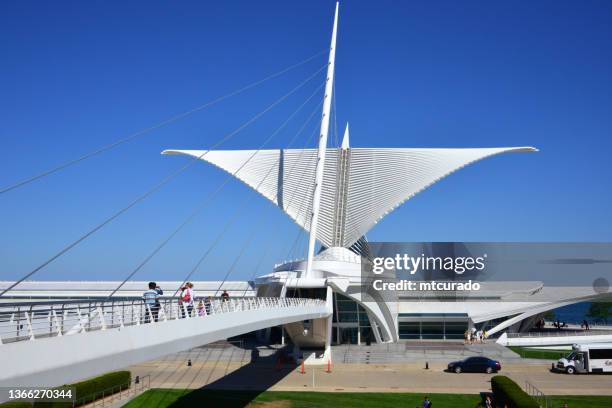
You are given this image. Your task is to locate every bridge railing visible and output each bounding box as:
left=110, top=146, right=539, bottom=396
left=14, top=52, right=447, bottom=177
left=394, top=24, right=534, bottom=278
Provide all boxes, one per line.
left=0, top=297, right=326, bottom=345
left=506, top=329, right=612, bottom=338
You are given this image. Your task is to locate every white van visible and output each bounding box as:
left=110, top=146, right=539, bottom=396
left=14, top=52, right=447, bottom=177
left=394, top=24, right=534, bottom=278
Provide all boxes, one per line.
left=556, top=343, right=612, bottom=374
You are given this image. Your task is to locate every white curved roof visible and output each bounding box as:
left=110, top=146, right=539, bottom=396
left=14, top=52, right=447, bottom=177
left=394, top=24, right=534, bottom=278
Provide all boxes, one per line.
left=163, top=146, right=536, bottom=248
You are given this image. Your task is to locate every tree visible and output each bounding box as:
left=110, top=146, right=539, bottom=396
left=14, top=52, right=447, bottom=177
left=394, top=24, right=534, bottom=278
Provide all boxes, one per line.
left=587, top=302, right=612, bottom=324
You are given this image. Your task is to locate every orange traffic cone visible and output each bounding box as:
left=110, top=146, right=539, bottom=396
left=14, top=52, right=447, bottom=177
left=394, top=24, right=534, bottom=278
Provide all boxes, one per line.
left=326, top=359, right=332, bottom=373
left=300, top=360, right=305, bottom=374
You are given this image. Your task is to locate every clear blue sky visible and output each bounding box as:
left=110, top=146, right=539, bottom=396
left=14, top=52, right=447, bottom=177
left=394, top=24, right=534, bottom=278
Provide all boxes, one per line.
left=1, top=0, right=611, bottom=282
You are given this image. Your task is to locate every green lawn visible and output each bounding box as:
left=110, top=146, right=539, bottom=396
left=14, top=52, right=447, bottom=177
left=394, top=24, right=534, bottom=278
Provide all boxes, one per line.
left=509, top=346, right=569, bottom=360
left=549, top=395, right=612, bottom=408
left=122, top=389, right=612, bottom=408
left=122, top=389, right=482, bottom=408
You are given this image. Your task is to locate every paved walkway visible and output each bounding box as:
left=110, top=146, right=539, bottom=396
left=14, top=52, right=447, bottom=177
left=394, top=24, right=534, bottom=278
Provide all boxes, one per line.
left=126, top=346, right=612, bottom=396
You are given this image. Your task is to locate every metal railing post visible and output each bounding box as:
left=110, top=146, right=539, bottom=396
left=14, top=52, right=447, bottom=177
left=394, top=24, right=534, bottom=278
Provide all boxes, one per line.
left=24, top=311, right=35, bottom=340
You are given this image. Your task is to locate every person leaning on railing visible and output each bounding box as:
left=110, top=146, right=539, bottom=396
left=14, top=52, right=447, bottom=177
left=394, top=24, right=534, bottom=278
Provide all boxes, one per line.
left=142, top=282, right=161, bottom=323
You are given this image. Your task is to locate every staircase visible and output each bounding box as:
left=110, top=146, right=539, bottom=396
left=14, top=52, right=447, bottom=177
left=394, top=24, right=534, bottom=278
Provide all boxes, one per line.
left=333, top=342, right=521, bottom=364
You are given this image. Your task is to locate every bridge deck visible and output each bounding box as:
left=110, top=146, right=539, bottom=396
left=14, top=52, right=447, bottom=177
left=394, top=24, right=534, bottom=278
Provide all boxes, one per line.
left=0, top=297, right=330, bottom=391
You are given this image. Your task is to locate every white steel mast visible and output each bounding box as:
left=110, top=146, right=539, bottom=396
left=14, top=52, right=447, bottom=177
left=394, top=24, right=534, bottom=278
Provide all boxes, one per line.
left=305, top=2, right=339, bottom=278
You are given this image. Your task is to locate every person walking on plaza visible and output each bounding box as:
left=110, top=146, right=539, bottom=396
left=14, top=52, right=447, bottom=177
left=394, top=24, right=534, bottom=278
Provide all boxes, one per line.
left=143, top=281, right=161, bottom=323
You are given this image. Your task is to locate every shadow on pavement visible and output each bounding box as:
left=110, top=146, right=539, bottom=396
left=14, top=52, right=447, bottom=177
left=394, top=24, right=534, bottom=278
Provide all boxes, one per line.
left=166, top=348, right=296, bottom=408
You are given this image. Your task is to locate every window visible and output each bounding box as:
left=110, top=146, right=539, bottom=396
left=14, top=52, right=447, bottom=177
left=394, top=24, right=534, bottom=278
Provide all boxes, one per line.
left=590, top=349, right=612, bottom=360
left=397, top=315, right=468, bottom=340
left=445, top=321, right=468, bottom=339
left=399, top=322, right=420, bottom=339
left=421, top=322, right=444, bottom=339
left=338, top=311, right=358, bottom=322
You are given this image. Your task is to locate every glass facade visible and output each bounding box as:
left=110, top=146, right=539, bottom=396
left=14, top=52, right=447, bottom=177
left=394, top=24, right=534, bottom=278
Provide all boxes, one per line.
left=398, top=313, right=469, bottom=340
left=332, top=293, right=373, bottom=344
left=331, top=295, right=473, bottom=343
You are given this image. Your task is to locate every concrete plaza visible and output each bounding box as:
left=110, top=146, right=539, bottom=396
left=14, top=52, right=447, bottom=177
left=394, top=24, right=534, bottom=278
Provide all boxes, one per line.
left=126, top=343, right=612, bottom=396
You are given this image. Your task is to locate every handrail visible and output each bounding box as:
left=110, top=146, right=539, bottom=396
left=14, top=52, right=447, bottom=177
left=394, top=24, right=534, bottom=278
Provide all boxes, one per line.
left=506, top=329, right=612, bottom=338
left=73, top=374, right=151, bottom=407
left=525, top=381, right=551, bottom=408
left=0, top=297, right=327, bottom=345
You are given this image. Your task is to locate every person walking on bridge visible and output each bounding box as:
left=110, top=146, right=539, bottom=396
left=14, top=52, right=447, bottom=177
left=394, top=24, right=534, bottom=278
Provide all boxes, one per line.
left=179, top=282, right=195, bottom=318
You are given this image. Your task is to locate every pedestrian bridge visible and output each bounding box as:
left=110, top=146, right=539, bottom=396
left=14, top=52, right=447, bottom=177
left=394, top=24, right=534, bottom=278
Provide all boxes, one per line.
left=0, top=297, right=330, bottom=389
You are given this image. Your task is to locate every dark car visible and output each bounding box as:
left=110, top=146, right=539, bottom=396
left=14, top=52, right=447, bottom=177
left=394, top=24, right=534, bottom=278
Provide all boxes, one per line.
left=447, top=357, right=501, bottom=374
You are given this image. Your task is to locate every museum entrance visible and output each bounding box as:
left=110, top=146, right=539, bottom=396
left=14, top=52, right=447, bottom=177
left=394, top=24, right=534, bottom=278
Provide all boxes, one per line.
left=331, top=293, right=374, bottom=345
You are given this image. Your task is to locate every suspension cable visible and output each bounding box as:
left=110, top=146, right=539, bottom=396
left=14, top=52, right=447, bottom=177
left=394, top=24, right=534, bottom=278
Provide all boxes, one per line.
left=1, top=64, right=326, bottom=297
left=237, top=132, right=317, bottom=299
left=213, top=114, right=321, bottom=298
left=174, top=100, right=324, bottom=297
left=0, top=50, right=327, bottom=196
left=107, top=82, right=325, bottom=298
left=240, top=246, right=269, bottom=298
left=213, top=228, right=259, bottom=297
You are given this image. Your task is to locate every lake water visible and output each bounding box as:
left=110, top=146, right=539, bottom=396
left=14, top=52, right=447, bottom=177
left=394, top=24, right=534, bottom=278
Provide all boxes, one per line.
left=552, top=302, right=592, bottom=324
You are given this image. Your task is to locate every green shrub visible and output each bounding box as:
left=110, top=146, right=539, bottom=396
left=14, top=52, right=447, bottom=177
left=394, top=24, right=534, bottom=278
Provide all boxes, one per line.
left=491, top=376, right=539, bottom=408
left=30, top=371, right=131, bottom=408
left=72, top=370, right=131, bottom=406
left=0, top=402, right=32, bottom=408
